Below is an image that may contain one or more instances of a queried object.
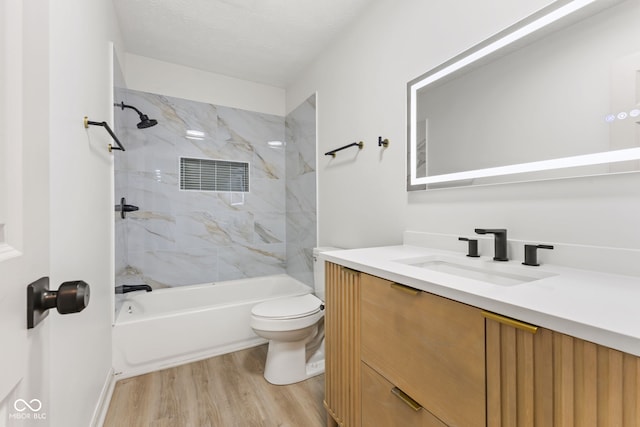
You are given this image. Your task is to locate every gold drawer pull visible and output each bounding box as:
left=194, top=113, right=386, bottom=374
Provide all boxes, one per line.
left=390, top=282, right=420, bottom=296
left=391, top=387, right=422, bottom=411
left=482, top=310, right=538, bottom=334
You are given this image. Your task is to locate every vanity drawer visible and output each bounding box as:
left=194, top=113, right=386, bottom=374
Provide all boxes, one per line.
left=362, top=361, right=447, bottom=427
left=360, top=273, right=485, bottom=427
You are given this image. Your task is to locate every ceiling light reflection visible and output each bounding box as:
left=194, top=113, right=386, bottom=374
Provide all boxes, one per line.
left=185, top=129, right=206, bottom=140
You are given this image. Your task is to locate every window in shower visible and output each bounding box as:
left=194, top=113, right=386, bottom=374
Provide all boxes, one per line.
left=180, top=157, right=250, bottom=192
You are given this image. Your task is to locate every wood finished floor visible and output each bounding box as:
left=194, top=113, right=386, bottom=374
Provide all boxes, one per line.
left=103, top=345, right=326, bottom=427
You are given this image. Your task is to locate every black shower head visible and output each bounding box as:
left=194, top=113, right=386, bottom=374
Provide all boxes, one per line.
left=115, top=101, right=158, bottom=129
left=137, top=114, right=158, bottom=129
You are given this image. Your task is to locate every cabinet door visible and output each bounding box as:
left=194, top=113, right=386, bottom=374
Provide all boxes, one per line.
left=361, top=274, right=485, bottom=427
left=485, top=312, right=640, bottom=427
left=324, top=262, right=361, bottom=427
left=362, top=362, right=447, bottom=427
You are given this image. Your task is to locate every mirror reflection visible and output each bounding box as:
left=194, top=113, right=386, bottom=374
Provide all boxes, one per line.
left=407, top=0, right=640, bottom=190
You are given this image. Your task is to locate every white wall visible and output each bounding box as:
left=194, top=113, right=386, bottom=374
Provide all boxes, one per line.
left=48, top=0, right=123, bottom=425
left=124, top=53, right=286, bottom=116
left=287, top=0, right=640, bottom=254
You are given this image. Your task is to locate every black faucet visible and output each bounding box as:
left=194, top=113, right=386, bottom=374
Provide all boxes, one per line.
left=115, top=284, right=152, bottom=294
left=475, top=228, right=508, bottom=261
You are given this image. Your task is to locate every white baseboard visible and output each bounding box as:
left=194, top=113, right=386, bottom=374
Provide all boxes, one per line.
left=91, top=368, right=116, bottom=427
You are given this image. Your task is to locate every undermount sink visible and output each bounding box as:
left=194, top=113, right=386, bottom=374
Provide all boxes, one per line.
left=393, top=255, right=556, bottom=286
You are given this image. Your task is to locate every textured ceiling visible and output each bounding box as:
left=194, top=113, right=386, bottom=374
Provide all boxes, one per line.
left=113, top=0, right=376, bottom=88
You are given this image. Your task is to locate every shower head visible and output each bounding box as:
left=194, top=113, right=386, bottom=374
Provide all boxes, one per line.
left=136, top=114, right=158, bottom=129
left=115, top=101, right=158, bottom=129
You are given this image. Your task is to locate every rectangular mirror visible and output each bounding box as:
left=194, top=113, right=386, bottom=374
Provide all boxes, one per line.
left=407, top=0, right=640, bottom=190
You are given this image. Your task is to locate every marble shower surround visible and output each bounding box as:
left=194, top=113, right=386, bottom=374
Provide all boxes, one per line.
left=114, top=89, right=316, bottom=288
left=285, top=94, right=317, bottom=286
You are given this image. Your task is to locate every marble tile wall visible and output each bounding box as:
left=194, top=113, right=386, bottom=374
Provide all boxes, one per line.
left=285, top=94, right=317, bottom=287
left=114, top=89, right=316, bottom=288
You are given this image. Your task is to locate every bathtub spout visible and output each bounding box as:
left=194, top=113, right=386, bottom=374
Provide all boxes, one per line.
left=115, top=284, right=152, bottom=294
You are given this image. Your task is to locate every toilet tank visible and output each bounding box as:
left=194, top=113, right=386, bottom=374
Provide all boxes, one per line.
left=313, top=247, right=341, bottom=301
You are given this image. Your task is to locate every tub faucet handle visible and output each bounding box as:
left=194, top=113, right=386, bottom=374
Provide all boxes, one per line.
left=522, top=244, right=554, bottom=266
left=458, top=237, right=480, bottom=257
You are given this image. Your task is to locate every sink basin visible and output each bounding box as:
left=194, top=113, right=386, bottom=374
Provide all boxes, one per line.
left=393, top=255, right=556, bottom=286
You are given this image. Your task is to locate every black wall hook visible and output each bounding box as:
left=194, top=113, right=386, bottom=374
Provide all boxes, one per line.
left=84, top=116, right=126, bottom=152
left=378, top=136, right=389, bottom=147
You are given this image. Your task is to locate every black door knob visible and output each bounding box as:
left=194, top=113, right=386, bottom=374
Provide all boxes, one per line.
left=56, top=280, right=90, bottom=314
left=27, top=277, right=91, bottom=329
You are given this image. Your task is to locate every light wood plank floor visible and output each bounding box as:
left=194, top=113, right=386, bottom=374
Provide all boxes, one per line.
left=103, top=345, right=326, bottom=427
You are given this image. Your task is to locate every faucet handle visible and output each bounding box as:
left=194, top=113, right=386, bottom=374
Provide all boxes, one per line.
left=522, top=244, right=554, bottom=266
left=458, top=237, right=480, bottom=257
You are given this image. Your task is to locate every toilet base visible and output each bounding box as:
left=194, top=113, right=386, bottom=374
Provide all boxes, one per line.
left=305, top=349, right=325, bottom=378
left=263, top=339, right=325, bottom=385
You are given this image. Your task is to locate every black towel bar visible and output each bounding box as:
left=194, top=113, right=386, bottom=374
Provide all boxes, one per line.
left=325, top=141, right=364, bottom=157
left=84, top=116, right=126, bottom=152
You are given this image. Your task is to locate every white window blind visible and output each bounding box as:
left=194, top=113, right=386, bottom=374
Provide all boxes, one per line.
left=180, top=157, right=249, bottom=192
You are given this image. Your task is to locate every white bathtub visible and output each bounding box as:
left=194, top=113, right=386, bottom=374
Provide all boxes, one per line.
left=112, top=274, right=312, bottom=378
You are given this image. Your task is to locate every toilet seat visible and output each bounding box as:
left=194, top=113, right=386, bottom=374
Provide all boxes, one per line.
left=251, top=294, right=322, bottom=320
left=250, top=294, right=324, bottom=332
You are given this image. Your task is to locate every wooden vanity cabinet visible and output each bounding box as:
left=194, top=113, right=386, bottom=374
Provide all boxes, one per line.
left=361, top=362, right=447, bottom=427
left=324, top=260, right=485, bottom=427
left=324, top=262, right=361, bottom=427
left=360, top=273, right=485, bottom=427
left=485, top=313, right=640, bottom=427
left=324, top=261, right=640, bottom=427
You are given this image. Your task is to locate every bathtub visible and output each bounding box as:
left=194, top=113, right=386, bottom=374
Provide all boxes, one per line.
left=112, top=274, right=312, bottom=378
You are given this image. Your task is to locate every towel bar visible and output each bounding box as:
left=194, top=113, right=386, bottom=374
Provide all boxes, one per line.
left=325, top=141, right=364, bottom=157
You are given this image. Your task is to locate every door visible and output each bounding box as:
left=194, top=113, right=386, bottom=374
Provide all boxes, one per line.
left=0, top=0, right=50, bottom=413
left=2, top=0, right=115, bottom=424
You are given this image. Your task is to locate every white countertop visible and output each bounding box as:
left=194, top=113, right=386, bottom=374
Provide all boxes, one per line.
left=322, top=245, right=640, bottom=356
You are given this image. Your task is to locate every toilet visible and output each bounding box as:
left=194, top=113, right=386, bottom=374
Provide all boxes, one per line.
left=250, top=247, right=339, bottom=385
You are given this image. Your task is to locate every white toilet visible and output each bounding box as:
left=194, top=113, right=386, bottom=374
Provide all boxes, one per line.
left=250, top=247, right=339, bottom=385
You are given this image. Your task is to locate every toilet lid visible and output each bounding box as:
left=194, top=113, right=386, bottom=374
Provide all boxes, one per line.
left=252, top=294, right=323, bottom=320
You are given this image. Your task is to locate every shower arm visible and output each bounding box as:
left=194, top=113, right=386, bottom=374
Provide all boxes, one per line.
left=115, top=102, right=143, bottom=116
left=83, top=117, right=126, bottom=152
